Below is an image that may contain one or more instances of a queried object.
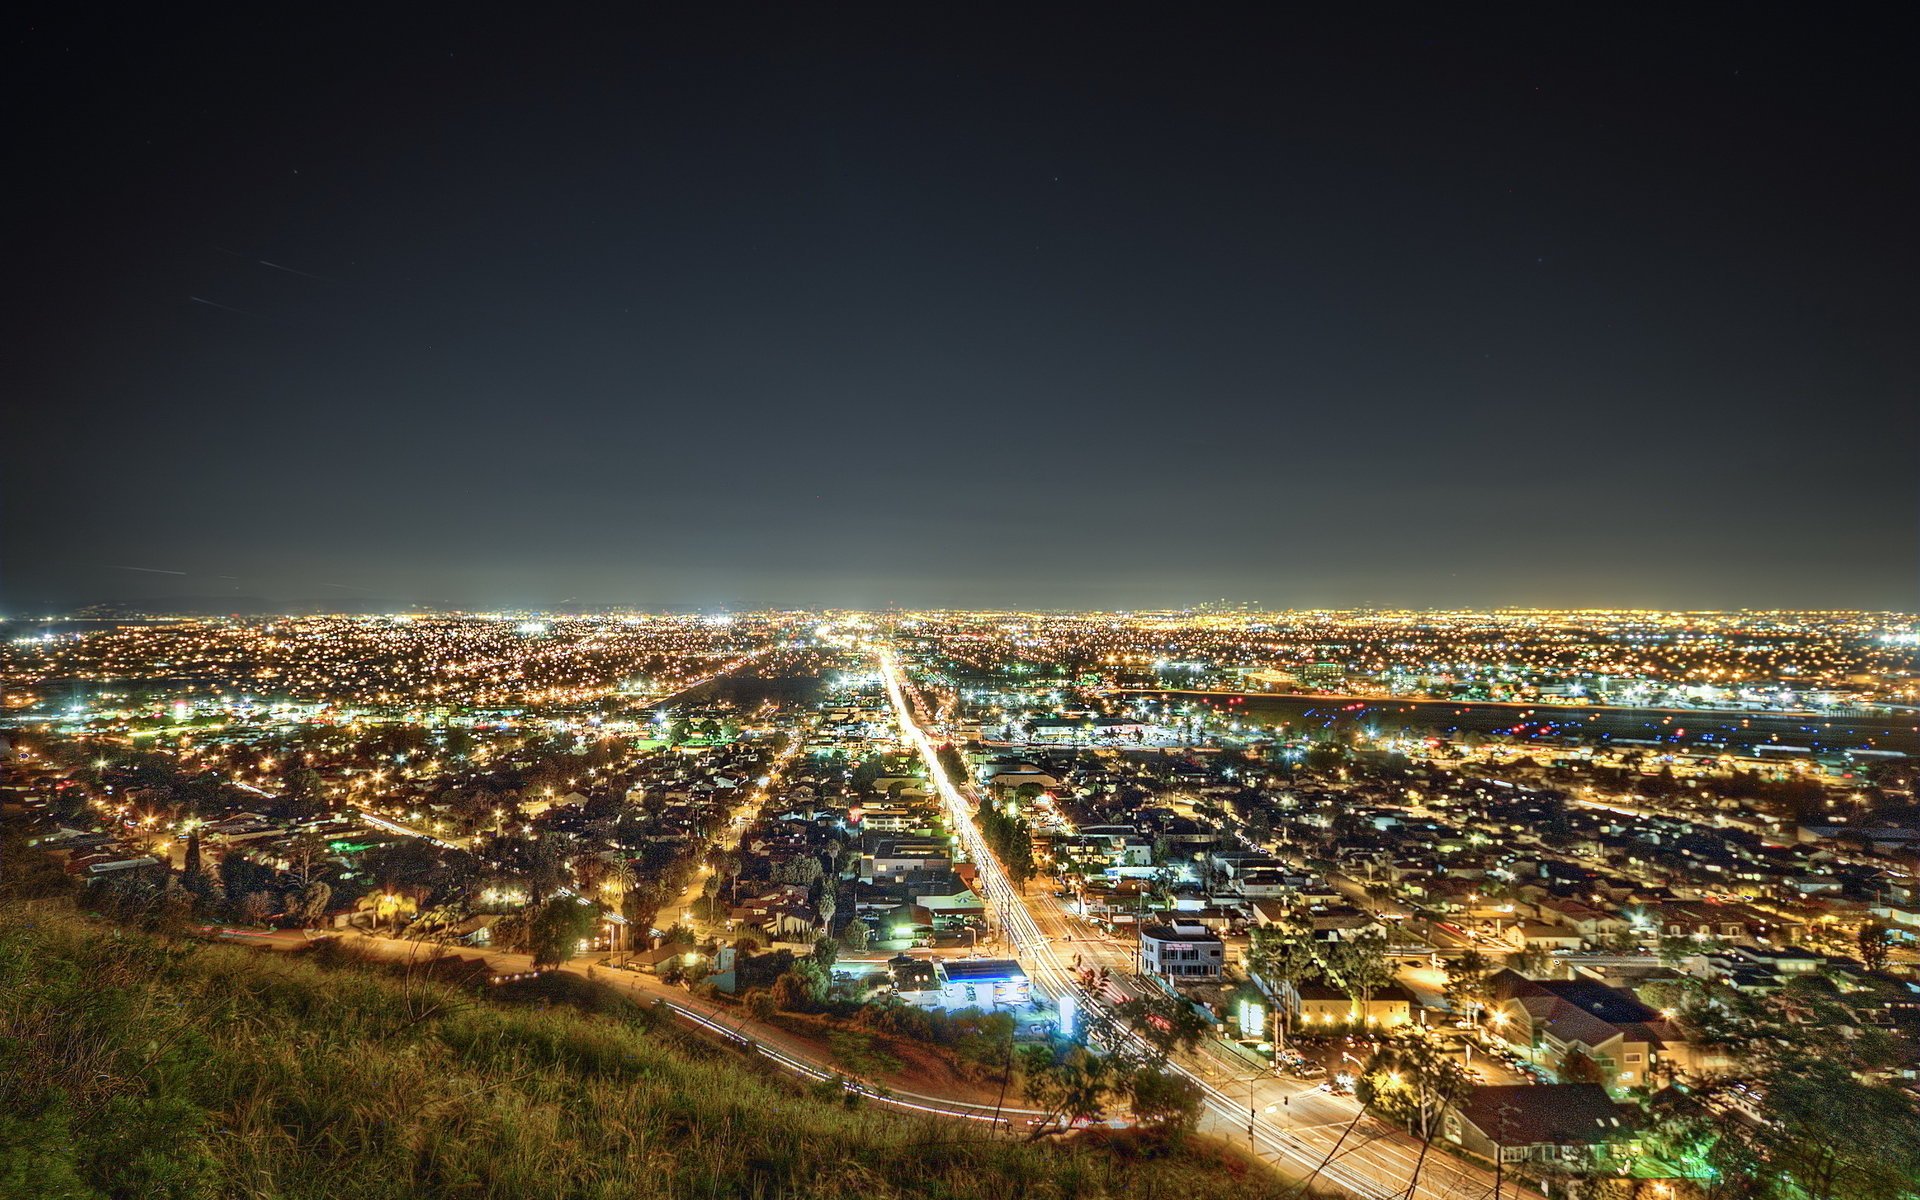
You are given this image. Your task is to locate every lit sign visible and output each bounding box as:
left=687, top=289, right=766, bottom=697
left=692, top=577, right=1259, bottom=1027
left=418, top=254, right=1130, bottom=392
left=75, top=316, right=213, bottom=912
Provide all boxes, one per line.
left=1239, top=998, right=1267, bottom=1039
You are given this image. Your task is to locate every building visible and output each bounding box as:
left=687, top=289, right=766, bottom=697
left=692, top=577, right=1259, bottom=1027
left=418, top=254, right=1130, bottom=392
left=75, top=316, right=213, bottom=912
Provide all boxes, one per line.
left=925, top=958, right=1031, bottom=1012
left=1447, top=1084, right=1637, bottom=1167
left=1139, top=921, right=1226, bottom=981
left=1025, top=717, right=1148, bottom=744
left=861, top=838, right=952, bottom=882
left=1490, top=970, right=1690, bottom=1089
left=1292, top=981, right=1415, bottom=1027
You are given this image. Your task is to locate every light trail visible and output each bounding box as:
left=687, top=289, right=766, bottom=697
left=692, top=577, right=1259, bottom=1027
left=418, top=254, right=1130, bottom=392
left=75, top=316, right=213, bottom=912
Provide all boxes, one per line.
left=650, top=995, right=1033, bottom=1124
left=350, top=807, right=467, bottom=851
left=874, top=645, right=1405, bottom=1199
left=876, top=642, right=1542, bottom=1200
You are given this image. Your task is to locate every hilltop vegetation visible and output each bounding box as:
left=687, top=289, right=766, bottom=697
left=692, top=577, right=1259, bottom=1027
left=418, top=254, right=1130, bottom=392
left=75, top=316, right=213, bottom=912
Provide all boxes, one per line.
left=0, top=908, right=1282, bottom=1200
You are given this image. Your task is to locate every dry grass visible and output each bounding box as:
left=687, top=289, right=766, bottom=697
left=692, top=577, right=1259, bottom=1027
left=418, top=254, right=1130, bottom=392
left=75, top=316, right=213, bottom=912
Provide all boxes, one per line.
left=0, top=908, right=1292, bottom=1200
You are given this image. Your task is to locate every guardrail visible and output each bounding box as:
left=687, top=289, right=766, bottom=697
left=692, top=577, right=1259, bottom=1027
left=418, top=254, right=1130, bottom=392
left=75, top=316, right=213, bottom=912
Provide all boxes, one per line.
left=646, top=994, right=1024, bottom=1126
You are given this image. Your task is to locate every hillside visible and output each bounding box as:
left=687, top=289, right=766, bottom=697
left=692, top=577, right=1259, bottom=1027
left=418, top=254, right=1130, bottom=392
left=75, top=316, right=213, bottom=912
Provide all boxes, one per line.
left=0, top=908, right=1284, bottom=1200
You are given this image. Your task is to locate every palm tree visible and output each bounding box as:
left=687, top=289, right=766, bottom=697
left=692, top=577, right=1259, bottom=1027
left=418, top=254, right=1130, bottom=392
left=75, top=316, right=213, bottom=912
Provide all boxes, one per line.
left=599, top=859, right=637, bottom=905
left=816, top=882, right=837, bottom=936
left=572, top=852, right=607, bottom=895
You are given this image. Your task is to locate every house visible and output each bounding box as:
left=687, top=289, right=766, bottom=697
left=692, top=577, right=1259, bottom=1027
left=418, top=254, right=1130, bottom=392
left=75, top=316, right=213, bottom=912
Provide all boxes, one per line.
left=1309, top=908, right=1385, bottom=942
left=1490, top=971, right=1690, bottom=1089
left=1292, top=981, right=1415, bottom=1028
left=1506, top=922, right=1585, bottom=952
left=1140, top=921, right=1226, bottom=982
left=1534, top=898, right=1628, bottom=939
left=1023, top=717, right=1146, bottom=744
left=66, top=852, right=163, bottom=880
left=730, top=884, right=817, bottom=943
left=1446, top=1084, right=1637, bottom=1167
left=626, top=944, right=692, bottom=975
left=1650, top=899, right=1786, bottom=946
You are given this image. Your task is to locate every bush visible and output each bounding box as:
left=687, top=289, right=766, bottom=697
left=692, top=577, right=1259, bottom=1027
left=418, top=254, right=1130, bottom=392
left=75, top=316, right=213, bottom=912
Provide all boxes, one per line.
left=771, top=963, right=828, bottom=1013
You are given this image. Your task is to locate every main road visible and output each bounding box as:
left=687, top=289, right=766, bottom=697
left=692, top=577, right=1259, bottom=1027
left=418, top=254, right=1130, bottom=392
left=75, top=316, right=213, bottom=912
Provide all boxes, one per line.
left=876, top=643, right=1533, bottom=1200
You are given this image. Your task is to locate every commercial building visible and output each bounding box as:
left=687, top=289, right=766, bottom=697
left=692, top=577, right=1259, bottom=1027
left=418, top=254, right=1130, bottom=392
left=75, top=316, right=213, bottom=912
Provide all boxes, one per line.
left=1139, top=921, right=1226, bottom=981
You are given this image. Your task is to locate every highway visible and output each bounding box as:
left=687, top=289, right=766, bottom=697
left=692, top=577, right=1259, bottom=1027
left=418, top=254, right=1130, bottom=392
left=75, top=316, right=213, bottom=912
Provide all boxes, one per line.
left=876, top=643, right=1532, bottom=1200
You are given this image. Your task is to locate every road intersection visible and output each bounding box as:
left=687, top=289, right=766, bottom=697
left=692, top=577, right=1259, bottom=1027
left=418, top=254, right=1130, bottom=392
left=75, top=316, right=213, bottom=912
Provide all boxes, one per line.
left=875, top=643, right=1537, bottom=1200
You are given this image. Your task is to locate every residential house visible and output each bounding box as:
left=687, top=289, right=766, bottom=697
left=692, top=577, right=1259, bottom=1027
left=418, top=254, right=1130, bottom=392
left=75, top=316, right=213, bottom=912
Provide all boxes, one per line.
left=1446, top=1084, right=1637, bottom=1167
left=1491, top=970, right=1691, bottom=1089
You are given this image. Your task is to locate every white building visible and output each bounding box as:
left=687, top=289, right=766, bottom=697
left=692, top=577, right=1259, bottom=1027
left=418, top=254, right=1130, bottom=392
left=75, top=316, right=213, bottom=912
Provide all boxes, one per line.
left=1139, top=921, right=1225, bottom=982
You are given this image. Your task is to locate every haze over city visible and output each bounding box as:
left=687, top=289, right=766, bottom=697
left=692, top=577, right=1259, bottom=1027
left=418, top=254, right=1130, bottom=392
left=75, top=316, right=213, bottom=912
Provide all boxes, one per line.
left=9, top=8, right=1918, bottom=614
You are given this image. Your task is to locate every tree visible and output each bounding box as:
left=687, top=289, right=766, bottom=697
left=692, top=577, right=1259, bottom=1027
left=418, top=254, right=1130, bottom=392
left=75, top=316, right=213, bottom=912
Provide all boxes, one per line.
left=527, top=834, right=573, bottom=905
left=1360, top=1033, right=1473, bottom=1142
left=282, top=767, right=325, bottom=820
left=1126, top=1067, right=1204, bottom=1138
left=600, top=859, right=638, bottom=907
left=284, top=830, right=330, bottom=889
left=219, top=853, right=270, bottom=903
left=743, top=989, right=777, bottom=1021
left=156, top=881, right=196, bottom=937
left=527, top=896, right=597, bottom=968
left=1004, top=823, right=1036, bottom=890
left=1710, top=1057, right=1920, bottom=1200
left=1327, top=928, right=1394, bottom=1018
left=771, top=960, right=829, bottom=1012
left=1857, top=919, right=1893, bottom=972
left=775, top=856, right=822, bottom=886
left=1443, top=948, right=1492, bottom=1022
left=1246, top=915, right=1322, bottom=1047
left=1019, top=1043, right=1122, bottom=1138
left=1118, top=989, right=1211, bottom=1058
left=237, top=890, right=276, bottom=927
left=181, top=827, right=203, bottom=883
left=1559, top=1046, right=1602, bottom=1084
left=297, top=880, right=332, bottom=928
left=1668, top=972, right=1920, bottom=1200
left=1509, top=944, right=1553, bottom=976
left=843, top=920, right=871, bottom=952
left=816, top=881, right=838, bottom=935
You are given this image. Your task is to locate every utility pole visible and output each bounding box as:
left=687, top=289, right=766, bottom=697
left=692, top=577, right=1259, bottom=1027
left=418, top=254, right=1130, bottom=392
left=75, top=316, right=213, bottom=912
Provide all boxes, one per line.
left=1492, top=1100, right=1516, bottom=1200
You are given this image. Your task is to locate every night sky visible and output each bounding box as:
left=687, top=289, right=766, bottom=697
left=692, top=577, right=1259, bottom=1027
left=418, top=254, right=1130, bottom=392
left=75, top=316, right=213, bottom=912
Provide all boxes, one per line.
left=8, top=8, right=1917, bottom=613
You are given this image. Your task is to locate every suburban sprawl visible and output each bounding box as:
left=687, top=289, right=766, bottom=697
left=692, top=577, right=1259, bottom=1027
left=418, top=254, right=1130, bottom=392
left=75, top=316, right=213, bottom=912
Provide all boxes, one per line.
left=5, top=608, right=1919, bottom=1199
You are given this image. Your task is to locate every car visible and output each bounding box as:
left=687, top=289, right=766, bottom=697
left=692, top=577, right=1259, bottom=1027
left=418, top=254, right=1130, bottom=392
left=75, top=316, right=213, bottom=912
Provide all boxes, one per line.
left=1290, top=1062, right=1327, bottom=1080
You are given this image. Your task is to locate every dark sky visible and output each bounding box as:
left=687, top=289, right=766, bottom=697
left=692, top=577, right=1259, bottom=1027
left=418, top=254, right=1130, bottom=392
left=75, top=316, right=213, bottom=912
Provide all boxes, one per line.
left=8, top=7, right=1917, bottom=613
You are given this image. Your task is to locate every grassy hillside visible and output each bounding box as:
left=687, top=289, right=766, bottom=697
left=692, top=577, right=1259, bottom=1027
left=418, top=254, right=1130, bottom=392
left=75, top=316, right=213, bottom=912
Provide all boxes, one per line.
left=0, top=908, right=1284, bottom=1200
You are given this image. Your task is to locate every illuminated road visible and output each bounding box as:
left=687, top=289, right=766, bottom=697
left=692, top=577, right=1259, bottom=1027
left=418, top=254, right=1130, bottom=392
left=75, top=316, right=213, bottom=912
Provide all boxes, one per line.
left=877, top=643, right=1534, bottom=1200
left=655, top=731, right=803, bottom=932
left=350, top=807, right=470, bottom=851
